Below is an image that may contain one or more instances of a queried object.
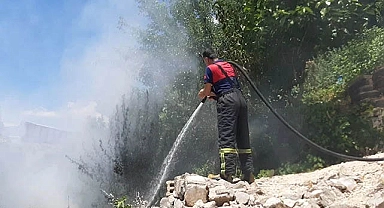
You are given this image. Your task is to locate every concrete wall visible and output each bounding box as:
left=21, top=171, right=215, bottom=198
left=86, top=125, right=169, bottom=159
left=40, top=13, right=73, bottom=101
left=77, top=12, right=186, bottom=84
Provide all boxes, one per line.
left=22, top=122, right=71, bottom=144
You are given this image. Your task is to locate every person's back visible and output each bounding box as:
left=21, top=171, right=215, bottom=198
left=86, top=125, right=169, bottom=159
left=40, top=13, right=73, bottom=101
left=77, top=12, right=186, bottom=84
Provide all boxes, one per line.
left=205, top=60, right=239, bottom=96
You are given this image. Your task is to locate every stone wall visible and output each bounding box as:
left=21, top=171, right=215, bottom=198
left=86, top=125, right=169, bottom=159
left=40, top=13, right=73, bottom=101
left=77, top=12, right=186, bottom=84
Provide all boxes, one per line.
left=348, top=66, right=384, bottom=130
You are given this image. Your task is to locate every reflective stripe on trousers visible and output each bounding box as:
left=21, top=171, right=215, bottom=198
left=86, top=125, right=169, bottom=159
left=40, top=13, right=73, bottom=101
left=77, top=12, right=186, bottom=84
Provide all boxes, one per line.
left=220, top=148, right=252, bottom=175
left=216, top=89, right=254, bottom=176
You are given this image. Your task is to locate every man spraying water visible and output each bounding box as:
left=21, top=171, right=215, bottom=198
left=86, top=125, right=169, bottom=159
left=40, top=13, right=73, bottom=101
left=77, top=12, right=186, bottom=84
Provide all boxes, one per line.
left=198, top=48, right=255, bottom=184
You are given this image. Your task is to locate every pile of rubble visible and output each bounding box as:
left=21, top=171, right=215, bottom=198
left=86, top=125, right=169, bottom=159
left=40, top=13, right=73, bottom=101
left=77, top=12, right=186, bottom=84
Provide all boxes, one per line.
left=157, top=154, right=384, bottom=208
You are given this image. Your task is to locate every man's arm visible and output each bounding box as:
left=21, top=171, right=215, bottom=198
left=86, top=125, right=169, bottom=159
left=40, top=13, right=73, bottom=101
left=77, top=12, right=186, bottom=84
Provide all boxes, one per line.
left=198, top=83, right=215, bottom=99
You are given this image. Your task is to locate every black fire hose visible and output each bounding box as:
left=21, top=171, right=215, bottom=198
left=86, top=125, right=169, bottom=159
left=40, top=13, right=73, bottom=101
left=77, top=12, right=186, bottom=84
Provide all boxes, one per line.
left=228, top=60, right=384, bottom=162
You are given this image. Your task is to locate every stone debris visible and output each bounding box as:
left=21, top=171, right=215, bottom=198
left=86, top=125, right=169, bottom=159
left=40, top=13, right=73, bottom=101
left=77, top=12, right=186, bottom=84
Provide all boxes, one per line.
left=157, top=153, right=384, bottom=208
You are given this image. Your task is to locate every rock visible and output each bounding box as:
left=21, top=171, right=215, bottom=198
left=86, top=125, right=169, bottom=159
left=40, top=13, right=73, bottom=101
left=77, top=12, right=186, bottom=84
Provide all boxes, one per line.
left=367, top=192, right=384, bottom=208
left=157, top=153, right=384, bottom=208
left=264, top=197, right=286, bottom=208
left=222, top=201, right=230, bottom=206
left=174, top=175, right=186, bottom=200
left=356, top=90, right=380, bottom=101
left=203, top=201, right=216, bottom=208
left=296, top=199, right=321, bottom=208
left=358, top=84, right=375, bottom=93
left=349, top=85, right=375, bottom=101
left=317, top=188, right=335, bottom=207
left=373, top=66, right=384, bottom=77
left=328, top=205, right=357, bottom=208
left=373, top=98, right=384, bottom=107
left=160, top=197, right=171, bottom=208
left=377, top=86, right=384, bottom=94
left=329, top=177, right=357, bottom=192
left=184, top=184, right=208, bottom=207
left=248, top=194, right=256, bottom=206
left=208, top=185, right=234, bottom=206
left=306, top=190, right=323, bottom=198
left=232, top=181, right=249, bottom=190
left=234, top=191, right=249, bottom=205
left=174, top=199, right=184, bottom=208
left=373, top=79, right=384, bottom=89
left=281, top=198, right=297, bottom=208
left=349, top=75, right=372, bottom=90
left=185, top=174, right=208, bottom=185
left=168, top=195, right=175, bottom=204
left=192, top=199, right=205, bottom=208
left=207, top=178, right=226, bottom=188
left=377, top=201, right=384, bottom=208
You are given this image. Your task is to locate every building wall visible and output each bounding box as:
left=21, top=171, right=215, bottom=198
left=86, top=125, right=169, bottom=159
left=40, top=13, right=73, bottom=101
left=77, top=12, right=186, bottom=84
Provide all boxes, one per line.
left=22, top=122, right=71, bottom=144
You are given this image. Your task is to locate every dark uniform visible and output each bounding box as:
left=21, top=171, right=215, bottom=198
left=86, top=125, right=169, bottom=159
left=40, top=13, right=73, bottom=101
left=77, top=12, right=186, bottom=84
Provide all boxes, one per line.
left=204, top=60, right=254, bottom=181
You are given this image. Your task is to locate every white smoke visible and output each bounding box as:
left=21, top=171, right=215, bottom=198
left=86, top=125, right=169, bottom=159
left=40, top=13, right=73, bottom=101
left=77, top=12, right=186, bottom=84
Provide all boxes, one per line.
left=0, top=0, right=147, bottom=207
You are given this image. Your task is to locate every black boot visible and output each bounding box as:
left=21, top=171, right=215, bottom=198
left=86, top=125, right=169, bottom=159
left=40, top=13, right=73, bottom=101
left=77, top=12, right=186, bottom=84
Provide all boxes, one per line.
left=220, top=173, right=233, bottom=183
left=242, top=172, right=255, bottom=184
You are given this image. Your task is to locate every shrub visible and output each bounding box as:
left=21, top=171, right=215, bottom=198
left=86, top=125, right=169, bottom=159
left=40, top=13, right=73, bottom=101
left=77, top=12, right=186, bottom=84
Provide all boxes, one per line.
left=303, top=27, right=384, bottom=104
left=277, top=154, right=325, bottom=175
left=301, top=27, right=384, bottom=157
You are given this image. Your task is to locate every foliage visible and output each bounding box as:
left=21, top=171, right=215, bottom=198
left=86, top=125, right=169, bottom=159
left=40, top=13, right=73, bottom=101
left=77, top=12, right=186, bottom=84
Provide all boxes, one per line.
left=277, top=154, right=325, bottom=175
left=133, top=0, right=384, bottom=177
left=303, top=27, right=384, bottom=104
left=89, top=2, right=384, bottom=204
left=170, top=0, right=224, bottom=52
left=113, top=196, right=131, bottom=208
left=303, top=101, right=384, bottom=156
left=192, top=160, right=217, bottom=177
left=302, top=27, right=384, bottom=157
left=214, top=0, right=384, bottom=89
left=136, top=0, right=220, bottom=176
left=110, top=89, right=163, bottom=198
left=257, top=169, right=275, bottom=178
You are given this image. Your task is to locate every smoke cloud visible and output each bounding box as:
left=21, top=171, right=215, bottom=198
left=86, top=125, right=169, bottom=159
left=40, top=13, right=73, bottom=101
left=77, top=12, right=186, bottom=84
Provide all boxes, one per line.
left=0, top=0, right=148, bottom=207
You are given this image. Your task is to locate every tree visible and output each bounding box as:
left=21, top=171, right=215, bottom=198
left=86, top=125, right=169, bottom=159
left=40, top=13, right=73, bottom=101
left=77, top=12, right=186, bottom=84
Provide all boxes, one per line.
left=99, top=2, right=384, bottom=203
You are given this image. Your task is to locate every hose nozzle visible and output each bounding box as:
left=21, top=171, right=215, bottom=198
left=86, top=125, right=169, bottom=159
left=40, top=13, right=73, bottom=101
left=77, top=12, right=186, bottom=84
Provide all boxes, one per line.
left=201, top=96, right=208, bottom=103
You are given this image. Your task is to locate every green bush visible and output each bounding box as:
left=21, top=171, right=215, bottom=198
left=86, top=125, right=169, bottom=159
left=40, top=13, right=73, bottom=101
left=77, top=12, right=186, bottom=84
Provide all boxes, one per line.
left=277, top=154, right=325, bottom=175
left=301, top=27, right=384, bottom=157
left=256, top=169, right=275, bottom=178
left=113, top=196, right=131, bottom=208
left=303, top=27, right=384, bottom=104
left=192, top=160, right=217, bottom=177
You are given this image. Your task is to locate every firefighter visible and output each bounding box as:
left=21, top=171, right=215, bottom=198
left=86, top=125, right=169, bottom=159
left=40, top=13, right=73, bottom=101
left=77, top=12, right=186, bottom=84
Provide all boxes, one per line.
left=198, top=48, right=255, bottom=184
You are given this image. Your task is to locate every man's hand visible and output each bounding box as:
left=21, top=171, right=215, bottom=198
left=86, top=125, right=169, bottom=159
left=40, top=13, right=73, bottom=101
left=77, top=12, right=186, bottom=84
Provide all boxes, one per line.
left=198, top=89, right=205, bottom=99
left=198, top=89, right=216, bottom=100
left=208, top=92, right=217, bottom=100
left=198, top=83, right=214, bottom=99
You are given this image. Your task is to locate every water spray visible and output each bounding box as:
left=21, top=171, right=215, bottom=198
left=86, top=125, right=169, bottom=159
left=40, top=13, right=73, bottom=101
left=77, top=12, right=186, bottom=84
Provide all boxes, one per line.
left=146, top=96, right=208, bottom=206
